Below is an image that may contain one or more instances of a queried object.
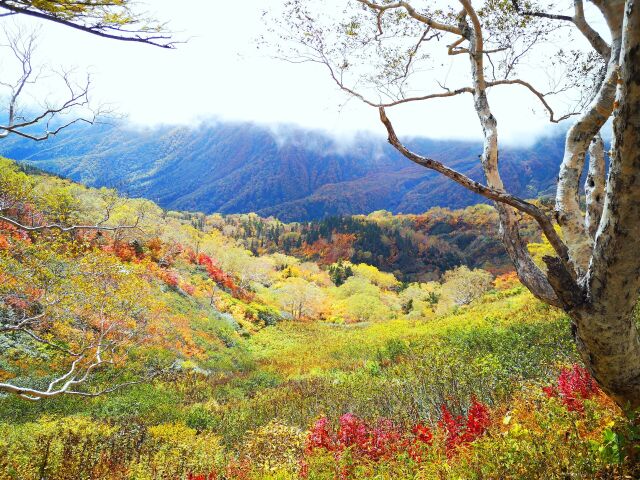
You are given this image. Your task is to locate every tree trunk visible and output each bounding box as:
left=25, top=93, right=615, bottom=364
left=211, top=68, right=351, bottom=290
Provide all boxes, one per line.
left=575, top=0, right=640, bottom=410
left=459, top=0, right=559, bottom=306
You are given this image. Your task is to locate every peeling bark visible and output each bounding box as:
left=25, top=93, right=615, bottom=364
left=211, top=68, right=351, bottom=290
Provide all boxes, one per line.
left=585, top=134, right=606, bottom=239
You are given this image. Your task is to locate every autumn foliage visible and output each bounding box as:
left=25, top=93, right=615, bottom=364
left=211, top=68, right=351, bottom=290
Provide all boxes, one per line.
left=543, top=364, right=601, bottom=413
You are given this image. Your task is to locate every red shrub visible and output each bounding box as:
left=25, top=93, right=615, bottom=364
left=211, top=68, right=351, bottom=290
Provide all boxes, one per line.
left=307, top=414, right=408, bottom=462
left=438, top=399, right=491, bottom=456
left=408, top=422, right=435, bottom=461
left=463, top=398, right=491, bottom=442
left=412, top=423, right=434, bottom=445
left=438, top=405, right=464, bottom=454
left=157, top=270, right=179, bottom=288
left=0, top=233, right=10, bottom=250
left=197, top=253, right=241, bottom=294
left=359, top=420, right=403, bottom=461
left=337, top=413, right=369, bottom=450
left=544, top=364, right=599, bottom=412
left=225, top=458, right=251, bottom=480
left=307, top=417, right=335, bottom=452
left=181, top=282, right=196, bottom=296
left=304, top=404, right=489, bottom=472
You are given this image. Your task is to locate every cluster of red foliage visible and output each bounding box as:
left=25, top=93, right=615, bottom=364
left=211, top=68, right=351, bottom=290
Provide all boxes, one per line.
left=102, top=242, right=143, bottom=263
left=306, top=413, right=407, bottom=462
left=0, top=233, right=10, bottom=250
left=305, top=413, right=437, bottom=474
left=0, top=221, right=30, bottom=249
left=195, top=253, right=240, bottom=294
left=543, top=364, right=600, bottom=412
left=187, top=474, right=217, bottom=480
left=156, top=269, right=179, bottom=288
left=301, top=232, right=356, bottom=265
left=493, top=271, right=520, bottom=290
left=438, top=398, right=491, bottom=456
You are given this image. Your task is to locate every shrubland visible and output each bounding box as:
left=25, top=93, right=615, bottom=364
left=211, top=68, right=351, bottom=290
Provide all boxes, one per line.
left=0, top=158, right=637, bottom=479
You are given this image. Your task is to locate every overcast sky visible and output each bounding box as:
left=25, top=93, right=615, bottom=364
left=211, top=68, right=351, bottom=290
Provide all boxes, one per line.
left=5, top=0, right=608, bottom=144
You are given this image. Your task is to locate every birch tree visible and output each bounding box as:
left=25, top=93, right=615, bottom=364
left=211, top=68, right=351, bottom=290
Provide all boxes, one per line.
left=270, top=0, right=640, bottom=409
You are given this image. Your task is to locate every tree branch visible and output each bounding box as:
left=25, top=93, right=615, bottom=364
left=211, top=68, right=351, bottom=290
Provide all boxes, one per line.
left=0, top=214, right=140, bottom=233
left=379, top=106, right=570, bottom=266
left=0, top=1, right=177, bottom=49
left=511, top=0, right=610, bottom=59
left=487, top=79, right=580, bottom=123
left=357, top=0, right=463, bottom=35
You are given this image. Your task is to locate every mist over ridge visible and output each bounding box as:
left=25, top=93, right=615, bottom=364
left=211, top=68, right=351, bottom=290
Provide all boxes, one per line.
left=0, top=119, right=568, bottom=222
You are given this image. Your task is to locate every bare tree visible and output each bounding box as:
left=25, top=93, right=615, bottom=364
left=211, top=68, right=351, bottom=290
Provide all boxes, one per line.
left=0, top=25, right=104, bottom=141
left=0, top=0, right=177, bottom=143
left=270, top=0, right=640, bottom=409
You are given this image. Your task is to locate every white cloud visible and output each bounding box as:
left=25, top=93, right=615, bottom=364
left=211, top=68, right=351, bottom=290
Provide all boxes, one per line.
left=5, top=0, right=609, bottom=144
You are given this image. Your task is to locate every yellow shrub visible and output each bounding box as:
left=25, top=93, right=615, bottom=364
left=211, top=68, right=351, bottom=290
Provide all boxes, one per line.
left=242, top=420, right=306, bottom=474
left=132, top=422, right=224, bottom=480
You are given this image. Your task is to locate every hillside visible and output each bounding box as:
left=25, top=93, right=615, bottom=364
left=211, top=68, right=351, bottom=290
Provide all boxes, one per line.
left=0, top=159, right=634, bottom=480
left=0, top=121, right=566, bottom=221
left=211, top=207, right=542, bottom=282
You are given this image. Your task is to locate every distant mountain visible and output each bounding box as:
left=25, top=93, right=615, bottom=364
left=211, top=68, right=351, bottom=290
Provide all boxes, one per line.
left=0, top=121, right=566, bottom=221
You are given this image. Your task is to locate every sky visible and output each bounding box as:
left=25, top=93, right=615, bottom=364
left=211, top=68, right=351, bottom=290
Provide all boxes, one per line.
left=3, top=0, right=608, bottom=144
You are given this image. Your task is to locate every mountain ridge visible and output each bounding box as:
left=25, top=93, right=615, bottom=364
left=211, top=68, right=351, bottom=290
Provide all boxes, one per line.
left=0, top=120, right=566, bottom=221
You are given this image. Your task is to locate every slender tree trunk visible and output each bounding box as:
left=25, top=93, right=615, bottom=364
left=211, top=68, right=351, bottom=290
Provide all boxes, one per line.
left=460, top=1, right=559, bottom=306
left=555, top=0, right=624, bottom=275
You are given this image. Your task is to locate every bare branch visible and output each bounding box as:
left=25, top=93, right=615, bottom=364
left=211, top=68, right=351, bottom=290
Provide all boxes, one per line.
left=0, top=213, right=140, bottom=233
left=487, top=79, right=580, bottom=123
left=0, top=362, right=165, bottom=401
left=511, top=0, right=610, bottom=59
left=0, top=311, right=45, bottom=332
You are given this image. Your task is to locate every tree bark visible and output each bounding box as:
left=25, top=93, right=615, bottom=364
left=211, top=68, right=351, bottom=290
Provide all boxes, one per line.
left=575, top=0, right=640, bottom=409
left=555, top=0, right=624, bottom=276
left=584, top=134, right=606, bottom=239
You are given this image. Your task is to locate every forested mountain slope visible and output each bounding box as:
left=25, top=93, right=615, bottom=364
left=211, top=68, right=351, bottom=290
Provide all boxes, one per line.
left=0, top=121, right=565, bottom=221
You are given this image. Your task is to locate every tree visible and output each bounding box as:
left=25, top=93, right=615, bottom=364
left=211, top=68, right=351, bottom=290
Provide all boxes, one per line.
left=0, top=159, right=163, bottom=400
left=438, top=266, right=493, bottom=313
left=0, top=246, right=158, bottom=400
left=271, top=1, right=640, bottom=409
left=273, top=276, right=326, bottom=320
left=0, top=24, right=101, bottom=141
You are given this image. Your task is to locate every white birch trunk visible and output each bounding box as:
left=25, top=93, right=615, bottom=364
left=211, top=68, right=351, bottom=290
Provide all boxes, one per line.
left=460, top=1, right=558, bottom=305
left=555, top=0, right=625, bottom=276
left=575, top=0, right=640, bottom=408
